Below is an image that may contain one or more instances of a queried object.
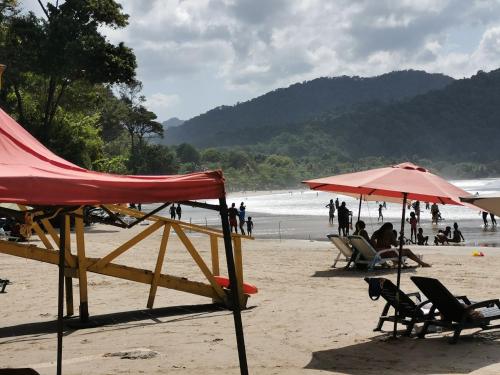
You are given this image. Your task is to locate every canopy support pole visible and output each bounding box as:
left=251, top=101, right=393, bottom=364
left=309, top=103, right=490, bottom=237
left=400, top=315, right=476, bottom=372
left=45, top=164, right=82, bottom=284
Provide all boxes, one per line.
left=394, top=192, right=408, bottom=338
left=57, top=214, right=67, bottom=375
left=219, top=197, right=248, bottom=375
left=357, top=194, right=363, bottom=223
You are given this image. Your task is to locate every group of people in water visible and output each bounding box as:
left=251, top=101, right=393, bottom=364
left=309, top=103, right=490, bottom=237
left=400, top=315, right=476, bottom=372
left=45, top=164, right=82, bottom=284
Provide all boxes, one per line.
left=228, top=202, right=253, bottom=236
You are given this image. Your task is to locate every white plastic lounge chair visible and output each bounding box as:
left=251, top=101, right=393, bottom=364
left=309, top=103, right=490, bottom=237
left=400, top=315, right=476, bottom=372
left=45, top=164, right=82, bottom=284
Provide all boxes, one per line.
left=327, top=234, right=353, bottom=268
left=348, top=235, right=407, bottom=270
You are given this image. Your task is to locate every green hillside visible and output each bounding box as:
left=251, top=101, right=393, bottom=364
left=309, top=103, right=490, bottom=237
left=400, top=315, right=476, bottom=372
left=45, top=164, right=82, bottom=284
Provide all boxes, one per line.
left=164, top=70, right=453, bottom=147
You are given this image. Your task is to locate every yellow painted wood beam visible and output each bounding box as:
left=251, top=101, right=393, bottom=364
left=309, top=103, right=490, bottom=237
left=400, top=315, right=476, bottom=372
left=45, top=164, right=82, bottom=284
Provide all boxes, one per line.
left=75, top=208, right=89, bottom=320
left=147, top=223, right=171, bottom=309
left=92, top=220, right=164, bottom=270
left=172, top=223, right=226, bottom=300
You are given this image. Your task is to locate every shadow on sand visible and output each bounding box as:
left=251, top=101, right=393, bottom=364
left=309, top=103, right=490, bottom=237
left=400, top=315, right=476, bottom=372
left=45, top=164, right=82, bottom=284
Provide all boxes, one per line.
left=0, top=304, right=229, bottom=344
left=312, top=266, right=417, bottom=278
left=306, top=331, right=500, bottom=374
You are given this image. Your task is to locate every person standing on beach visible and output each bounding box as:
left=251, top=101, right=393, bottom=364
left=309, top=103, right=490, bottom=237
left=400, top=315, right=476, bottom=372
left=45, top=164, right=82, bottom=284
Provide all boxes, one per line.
left=326, top=199, right=335, bottom=224
left=246, top=216, right=254, bottom=236
left=431, top=203, right=440, bottom=224
left=425, top=202, right=430, bottom=210
left=238, top=202, right=246, bottom=235
left=482, top=211, right=489, bottom=227
left=335, top=198, right=340, bottom=210
left=176, top=204, right=182, bottom=221
left=228, top=203, right=239, bottom=233
left=407, top=212, right=417, bottom=243
left=378, top=204, right=384, bottom=222
left=414, top=201, right=421, bottom=223
left=170, top=204, right=176, bottom=219
left=337, top=202, right=350, bottom=236
left=490, top=213, right=497, bottom=226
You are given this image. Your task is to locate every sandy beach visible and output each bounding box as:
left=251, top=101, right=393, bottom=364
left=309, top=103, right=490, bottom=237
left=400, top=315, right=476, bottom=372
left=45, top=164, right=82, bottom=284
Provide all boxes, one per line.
left=2, top=223, right=500, bottom=374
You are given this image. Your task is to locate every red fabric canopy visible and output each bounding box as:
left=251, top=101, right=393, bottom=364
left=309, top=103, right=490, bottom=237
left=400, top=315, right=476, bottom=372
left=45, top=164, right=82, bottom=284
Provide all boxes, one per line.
left=0, top=108, right=226, bottom=205
left=303, top=162, right=471, bottom=205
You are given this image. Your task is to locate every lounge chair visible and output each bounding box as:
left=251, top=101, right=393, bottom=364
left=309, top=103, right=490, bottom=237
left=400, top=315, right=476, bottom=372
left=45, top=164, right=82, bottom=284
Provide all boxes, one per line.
left=326, top=234, right=353, bottom=268
left=348, top=235, right=407, bottom=270
left=411, top=276, right=500, bottom=343
left=365, top=277, right=433, bottom=335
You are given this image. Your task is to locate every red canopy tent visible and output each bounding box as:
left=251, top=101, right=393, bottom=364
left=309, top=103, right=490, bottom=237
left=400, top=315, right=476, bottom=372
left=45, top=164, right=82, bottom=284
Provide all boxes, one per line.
left=304, top=162, right=472, bottom=337
left=0, top=108, right=225, bottom=205
left=0, top=108, right=248, bottom=374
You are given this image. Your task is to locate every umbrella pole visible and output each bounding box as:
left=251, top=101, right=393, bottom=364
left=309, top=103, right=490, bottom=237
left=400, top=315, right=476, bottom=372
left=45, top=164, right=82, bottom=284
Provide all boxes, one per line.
left=392, top=193, right=408, bottom=338
left=357, top=194, right=363, bottom=223
left=57, top=214, right=66, bottom=375
left=393, top=193, right=408, bottom=338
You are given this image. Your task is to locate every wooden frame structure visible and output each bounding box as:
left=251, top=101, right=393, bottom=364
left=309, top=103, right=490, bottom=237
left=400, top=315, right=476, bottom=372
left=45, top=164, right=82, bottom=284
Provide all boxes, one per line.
left=0, top=199, right=252, bottom=374
left=0, top=203, right=254, bottom=314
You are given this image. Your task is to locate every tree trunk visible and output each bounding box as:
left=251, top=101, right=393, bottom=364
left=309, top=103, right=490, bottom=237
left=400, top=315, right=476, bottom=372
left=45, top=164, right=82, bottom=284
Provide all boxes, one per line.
left=42, top=76, right=57, bottom=143
left=13, top=83, right=25, bottom=124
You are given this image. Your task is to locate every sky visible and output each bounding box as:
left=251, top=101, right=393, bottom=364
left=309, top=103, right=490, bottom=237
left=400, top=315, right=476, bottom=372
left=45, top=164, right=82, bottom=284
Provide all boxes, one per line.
left=22, top=0, right=500, bottom=122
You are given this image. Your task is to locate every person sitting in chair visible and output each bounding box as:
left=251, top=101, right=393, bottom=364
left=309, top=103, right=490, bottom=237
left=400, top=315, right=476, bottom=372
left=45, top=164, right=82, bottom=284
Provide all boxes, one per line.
left=371, top=223, right=431, bottom=267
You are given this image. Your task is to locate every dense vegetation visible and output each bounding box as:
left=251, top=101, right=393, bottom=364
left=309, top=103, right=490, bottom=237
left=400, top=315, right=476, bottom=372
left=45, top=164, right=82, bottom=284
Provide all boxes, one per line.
left=1, top=1, right=499, bottom=192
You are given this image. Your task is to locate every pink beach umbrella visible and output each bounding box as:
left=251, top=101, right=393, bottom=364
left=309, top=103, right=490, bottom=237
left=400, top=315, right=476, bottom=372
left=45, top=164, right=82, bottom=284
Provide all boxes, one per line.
left=304, top=162, right=472, bottom=337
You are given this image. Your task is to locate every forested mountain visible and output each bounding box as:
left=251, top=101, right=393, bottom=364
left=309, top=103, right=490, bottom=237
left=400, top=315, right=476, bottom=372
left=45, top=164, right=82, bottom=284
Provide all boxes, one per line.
left=300, top=68, right=500, bottom=162
left=162, top=117, right=184, bottom=128
left=164, top=70, right=453, bottom=146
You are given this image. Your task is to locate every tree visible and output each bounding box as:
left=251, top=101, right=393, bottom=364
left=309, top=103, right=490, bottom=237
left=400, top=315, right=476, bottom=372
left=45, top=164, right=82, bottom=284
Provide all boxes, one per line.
left=176, top=143, right=201, bottom=164
left=1, top=0, right=136, bottom=140
left=119, top=82, right=163, bottom=172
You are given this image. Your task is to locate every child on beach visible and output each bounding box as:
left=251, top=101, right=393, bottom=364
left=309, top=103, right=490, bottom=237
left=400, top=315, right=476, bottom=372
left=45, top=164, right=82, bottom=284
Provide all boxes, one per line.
left=407, top=212, right=417, bottom=243
left=434, top=230, right=449, bottom=245
left=246, top=217, right=254, bottom=236
left=450, top=222, right=465, bottom=243
left=417, top=228, right=428, bottom=245
left=378, top=204, right=383, bottom=222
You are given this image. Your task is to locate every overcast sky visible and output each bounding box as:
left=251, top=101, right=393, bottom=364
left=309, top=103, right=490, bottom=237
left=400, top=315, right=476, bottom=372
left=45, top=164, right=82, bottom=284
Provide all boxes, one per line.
left=23, top=0, right=500, bottom=121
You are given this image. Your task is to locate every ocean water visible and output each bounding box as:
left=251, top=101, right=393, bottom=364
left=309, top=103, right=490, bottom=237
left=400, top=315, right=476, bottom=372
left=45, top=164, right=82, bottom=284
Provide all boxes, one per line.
left=145, top=177, right=500, bottom=247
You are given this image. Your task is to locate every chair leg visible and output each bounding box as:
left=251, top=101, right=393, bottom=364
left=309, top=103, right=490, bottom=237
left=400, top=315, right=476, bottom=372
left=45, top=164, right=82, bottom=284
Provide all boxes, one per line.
left=418, top=321, right=430, bottom=338
left=332, top=251, right=342, bottom=268
left=449, top=328, right=462, bottom=344
left=404, top=321, right=415, bottom=336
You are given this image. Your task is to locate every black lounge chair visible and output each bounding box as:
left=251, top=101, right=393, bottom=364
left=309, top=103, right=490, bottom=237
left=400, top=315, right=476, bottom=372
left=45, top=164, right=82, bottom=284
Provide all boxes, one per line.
left=365, top=277, right=433, bottom=336
left=411, top=276, right=500, bottom=343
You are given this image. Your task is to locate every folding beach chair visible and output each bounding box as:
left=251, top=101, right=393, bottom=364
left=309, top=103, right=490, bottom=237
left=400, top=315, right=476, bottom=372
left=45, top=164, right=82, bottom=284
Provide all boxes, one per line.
left=411, top=276, right=500, bottom=343
left=327, top=234, right=353, bottom=268
left=348, top=235, right=407, bottom=270
left=365, top=277, right=434, bottom=335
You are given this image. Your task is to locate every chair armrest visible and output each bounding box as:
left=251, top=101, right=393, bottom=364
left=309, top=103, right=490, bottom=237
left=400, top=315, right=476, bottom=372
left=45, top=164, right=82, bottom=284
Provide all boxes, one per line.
left=465, top=299, right=500, bottom=310
left=407, top=291, right=421, bottom=301
left=455, top=295, right=471, bottom=305
left=377, top=248, right=397, bottom=256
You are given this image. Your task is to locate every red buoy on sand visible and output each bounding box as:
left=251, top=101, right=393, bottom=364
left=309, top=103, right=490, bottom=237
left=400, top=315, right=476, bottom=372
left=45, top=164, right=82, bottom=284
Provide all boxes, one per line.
left=214, top=276, right=258, bottom=294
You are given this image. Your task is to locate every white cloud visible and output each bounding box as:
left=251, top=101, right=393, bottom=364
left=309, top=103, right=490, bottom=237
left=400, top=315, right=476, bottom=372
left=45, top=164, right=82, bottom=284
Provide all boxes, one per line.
left=27, top=0, right=500, bottom=118
left=146, top=93, right=181, bottom=119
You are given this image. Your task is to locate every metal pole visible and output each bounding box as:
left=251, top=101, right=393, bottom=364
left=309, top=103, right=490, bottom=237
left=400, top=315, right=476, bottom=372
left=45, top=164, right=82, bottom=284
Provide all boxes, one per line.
left=219, top=197, right=248, bottom=375
left=393, top=193, right=408, bottom=338
left=57, top=214, right=66, bottom=375
left=357, top=194, right=363, bottom=223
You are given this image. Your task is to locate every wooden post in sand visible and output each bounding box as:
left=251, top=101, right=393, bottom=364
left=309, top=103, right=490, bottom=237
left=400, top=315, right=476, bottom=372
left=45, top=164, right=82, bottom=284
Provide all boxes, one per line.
left=64, top=215, right=74, bottom=316
left=75, top=208, right=89, bottom=322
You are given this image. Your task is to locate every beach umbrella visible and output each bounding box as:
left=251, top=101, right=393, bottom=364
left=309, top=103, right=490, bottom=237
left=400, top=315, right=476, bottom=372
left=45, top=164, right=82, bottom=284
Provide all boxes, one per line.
left=304, top=162, right=471, bottom=337
left=460, top=194, right=500, bottom=216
